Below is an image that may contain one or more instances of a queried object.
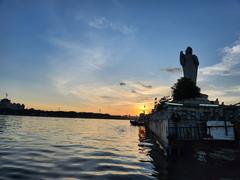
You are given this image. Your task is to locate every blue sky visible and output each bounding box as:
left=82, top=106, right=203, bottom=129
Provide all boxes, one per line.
left=1, top=0, right=240, bottom=115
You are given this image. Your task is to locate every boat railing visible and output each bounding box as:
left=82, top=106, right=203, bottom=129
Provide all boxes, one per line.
left=167, top=126, right=234, bottom=140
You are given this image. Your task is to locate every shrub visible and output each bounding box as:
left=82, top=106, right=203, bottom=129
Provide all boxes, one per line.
left=171, top=77, right=201, bottom=101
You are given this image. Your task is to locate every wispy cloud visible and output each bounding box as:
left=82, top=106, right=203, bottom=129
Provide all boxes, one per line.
left=88, top=17, right=136, bottom=34
left=200, top=39, right=240, bottom=76
left=100, top=95, right=119, bottom=101
left=161, top=39, right=240, bottom=78
left=119, top=81, right=153, bottom=91
left=201, top=84, right=240, bottom=104
left=118, top=80, right=170, bottom=98
left=137, top=82, right=152, bottom=89
left=48, top=38, right=111, bottom=98
left=131, top=89, right=138, bottom=94
left=47, top=38, right=165, bottom=112
left=88, top=17, right=109, bottom=29
left=120, top=82, right=126, bottom=86
left=50, top=38, right=108, bottom=72
left=161, top=67, right=182, bottom=73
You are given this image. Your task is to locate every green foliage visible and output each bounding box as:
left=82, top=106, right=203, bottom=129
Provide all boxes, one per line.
left=171, top=77, right=201, bottom=101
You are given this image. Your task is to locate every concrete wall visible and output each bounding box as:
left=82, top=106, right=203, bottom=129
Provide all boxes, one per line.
left=148, top=112, right=169, bottom=149
left=148, top=104, right=238, bottom=151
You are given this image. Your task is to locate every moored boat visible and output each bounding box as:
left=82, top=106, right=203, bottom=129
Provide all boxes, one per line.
left=130, top=119, right=145, bottom=126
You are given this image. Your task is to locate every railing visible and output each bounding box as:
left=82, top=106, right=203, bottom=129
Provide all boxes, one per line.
left=168, top=126, right=234, bottom=140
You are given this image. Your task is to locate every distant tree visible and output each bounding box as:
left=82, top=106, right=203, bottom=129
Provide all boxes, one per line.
left=171, top=77, right=201, bottom=101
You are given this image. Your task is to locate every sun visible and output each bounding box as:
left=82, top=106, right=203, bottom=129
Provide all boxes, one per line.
left=134, top=103, right=152, bottom=115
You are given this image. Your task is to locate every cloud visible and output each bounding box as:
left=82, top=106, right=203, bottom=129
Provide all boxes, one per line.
left=119, top=80, right=169, bottom=96
left=50, top=38, right=108, bottom=72
left=120, top=82, right=126, bottom=86
left=48, top=38, right=112, bottom=98
left=88, top=17, right=109, bottom=29
left=121, top=81, right=153, bottom=90
left=88, top=17, right=136, bottom=34
left=201, top=84, right=240, bottom=105
left=194, top=38, right=240, bottom=105
left=161, top=67, right=182, bottom=73
left=47, top=38, right=173, bottom=113
left=200, top=39, right=240, bottom=76
left=137, top=82, right=152, bottom=89
left=125, top=80, right=170, bottom=97
left=47, top=37, right=170, bottom=114
left=100, top=95, right=119, bottom=101
left=131, top=89, right=138, bottom=94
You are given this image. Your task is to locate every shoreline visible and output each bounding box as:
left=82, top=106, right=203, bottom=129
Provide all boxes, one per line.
left=0, top=108, right=134, bottom=120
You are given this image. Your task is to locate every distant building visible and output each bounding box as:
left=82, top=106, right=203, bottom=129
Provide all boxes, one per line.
left=0, top=98, right=25, bottom=110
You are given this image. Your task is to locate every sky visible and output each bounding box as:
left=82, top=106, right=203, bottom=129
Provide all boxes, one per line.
left=1, top=0, right=240, bottom=115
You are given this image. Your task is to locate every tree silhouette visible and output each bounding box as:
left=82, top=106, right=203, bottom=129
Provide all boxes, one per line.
left=171, top=77, right=201, bottom=101
left=155, top=96, right=170, bottom=111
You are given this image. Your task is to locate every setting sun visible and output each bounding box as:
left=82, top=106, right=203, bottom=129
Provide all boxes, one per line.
left=134, top=103, right=153, bottom=115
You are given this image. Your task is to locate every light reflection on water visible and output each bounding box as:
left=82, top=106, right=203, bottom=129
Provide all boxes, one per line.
left=0, top=116, right=156, bottom=179
left=0, top=115, right=240, bottom=180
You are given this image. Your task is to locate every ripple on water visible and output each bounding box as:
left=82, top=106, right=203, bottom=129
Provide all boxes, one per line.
left=3, top=117, right=239, bottom=179
left=0, top=117, right=162, bottom=179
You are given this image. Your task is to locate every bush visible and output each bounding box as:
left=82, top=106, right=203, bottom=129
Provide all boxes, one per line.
left=171, top=77, right=201, bottom=101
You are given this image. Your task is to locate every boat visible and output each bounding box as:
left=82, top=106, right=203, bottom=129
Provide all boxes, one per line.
left=130, top=113, right=147, bottom=126
left=130, top=119, right=145, bottom=126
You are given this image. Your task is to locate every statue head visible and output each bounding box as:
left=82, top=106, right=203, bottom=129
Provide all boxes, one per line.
left=185, top=47, right=192, bottom=55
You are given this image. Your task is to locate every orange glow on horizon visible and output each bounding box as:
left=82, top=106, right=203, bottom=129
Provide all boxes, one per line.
left=24, top=101, right=154, bottom=116
left=133, top=103, right=153, bottom=115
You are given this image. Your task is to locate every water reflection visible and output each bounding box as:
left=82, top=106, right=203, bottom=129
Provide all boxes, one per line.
left=0, top=116, right=239, bottom=180
left=0, top=115, right=7, bottom=133
left=137, top=126, right=168, bottom=179
left=0, top=116, right=155, bottom=179
left=137, top=125, right=240, bottom=180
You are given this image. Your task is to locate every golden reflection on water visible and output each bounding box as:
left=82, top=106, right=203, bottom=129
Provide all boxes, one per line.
left=17, top=117, right=140, bottom=152
left=1, top=116, right=239, bottom=179
left=7, top=117, right=146, bottom=159
left=0, top=116, right=154, bottom=179
left=139, top=126, right=147, bottom=142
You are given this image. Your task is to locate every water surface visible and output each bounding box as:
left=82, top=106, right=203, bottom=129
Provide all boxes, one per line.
left=0, top=116, right=157, bottom=179
left=0, top=116, right=240, bottom=180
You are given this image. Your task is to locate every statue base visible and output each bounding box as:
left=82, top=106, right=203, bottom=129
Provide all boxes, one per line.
left=175, top=93, right=219, bottom=105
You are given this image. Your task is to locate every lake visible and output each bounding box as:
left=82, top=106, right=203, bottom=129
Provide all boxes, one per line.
left=0, top=116, right=240, bottom=180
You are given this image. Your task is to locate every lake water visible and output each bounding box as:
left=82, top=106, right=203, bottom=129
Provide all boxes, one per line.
left=0, top=115, right=240, bottom=180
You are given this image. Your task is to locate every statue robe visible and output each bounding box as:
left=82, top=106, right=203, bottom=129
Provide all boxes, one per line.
left=180, top=53, right=199, bottom=83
